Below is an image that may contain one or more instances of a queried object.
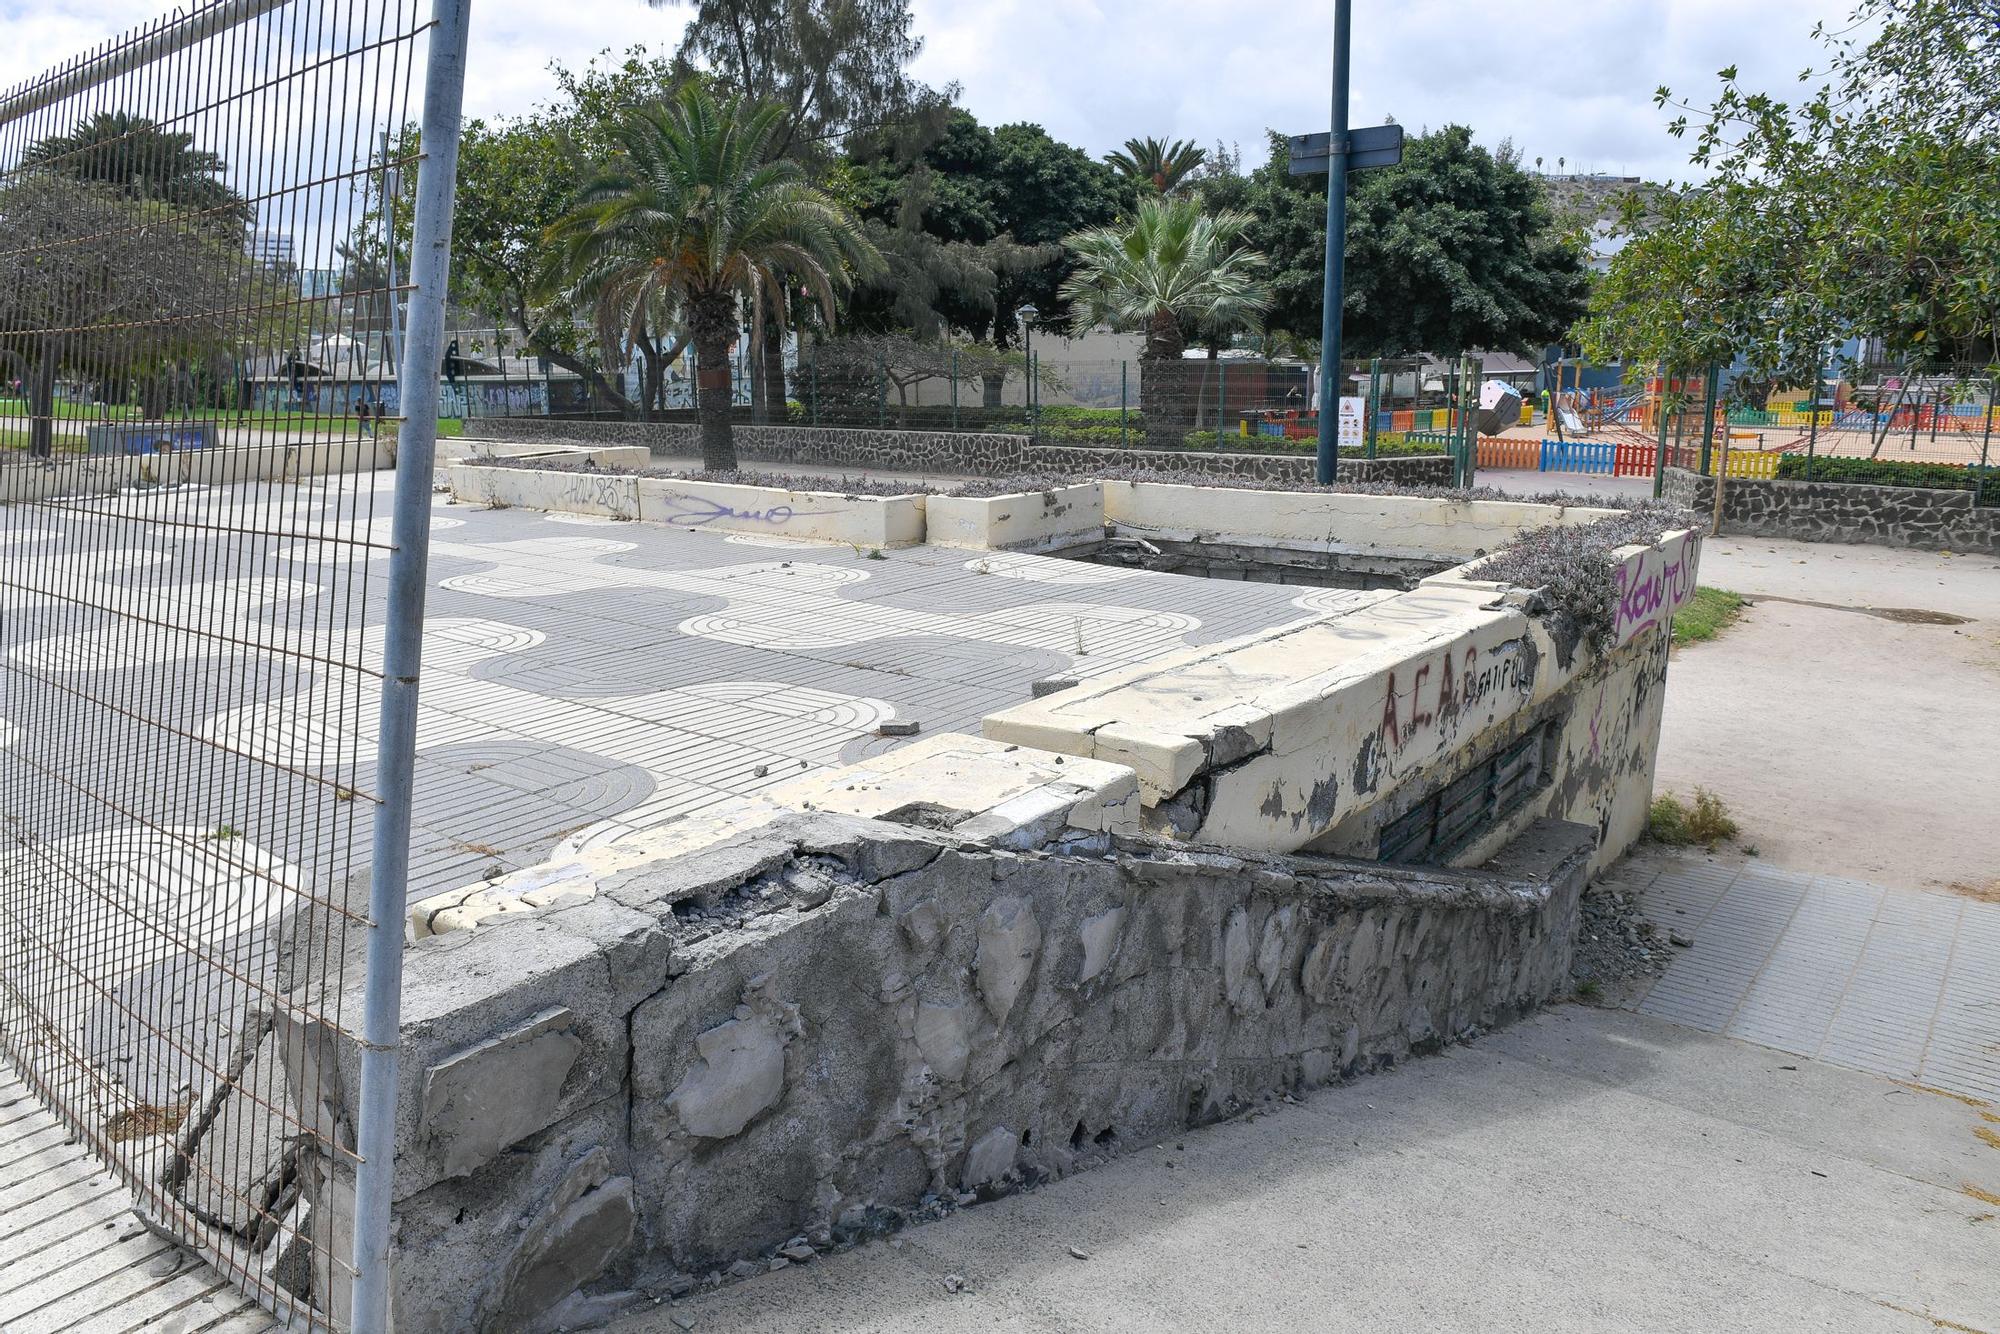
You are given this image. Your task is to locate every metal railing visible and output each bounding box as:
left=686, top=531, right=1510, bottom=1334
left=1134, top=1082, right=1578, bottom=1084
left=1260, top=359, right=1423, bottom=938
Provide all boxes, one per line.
left=0, top=1, right=465, bottom=1327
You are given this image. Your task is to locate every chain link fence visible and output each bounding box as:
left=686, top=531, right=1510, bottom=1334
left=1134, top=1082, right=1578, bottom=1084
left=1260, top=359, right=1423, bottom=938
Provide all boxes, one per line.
left=0, top=1, right=463, bottom=1326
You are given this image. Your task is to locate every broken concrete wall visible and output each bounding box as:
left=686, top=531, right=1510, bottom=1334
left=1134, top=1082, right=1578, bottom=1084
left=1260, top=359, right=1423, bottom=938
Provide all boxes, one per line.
left=1311, top=620, right=1671, bottom=875
left=984, top=528, right=1698, bottom=873
left=293, top=806, right=1591, bottom=1332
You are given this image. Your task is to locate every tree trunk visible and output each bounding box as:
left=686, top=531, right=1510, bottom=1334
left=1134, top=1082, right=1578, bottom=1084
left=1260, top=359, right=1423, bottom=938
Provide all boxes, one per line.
left=1138, top=311, right=1192, bottom=447
left=691, top=295, right=738, bottom=471
left=762, top=317, right=787, bottom=422
left=748, top=319, right=769, bottom=425
left=27, top=352, right=57, bottom=459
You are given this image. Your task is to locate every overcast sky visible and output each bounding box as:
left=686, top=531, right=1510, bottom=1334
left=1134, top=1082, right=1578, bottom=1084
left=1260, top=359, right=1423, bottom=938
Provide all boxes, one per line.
left=2, top=0, right=1849, bottom=184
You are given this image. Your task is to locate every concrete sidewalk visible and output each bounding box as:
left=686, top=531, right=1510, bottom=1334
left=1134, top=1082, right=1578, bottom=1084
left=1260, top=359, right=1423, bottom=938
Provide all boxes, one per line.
left=613, top=1005, right=2000, bottom=1334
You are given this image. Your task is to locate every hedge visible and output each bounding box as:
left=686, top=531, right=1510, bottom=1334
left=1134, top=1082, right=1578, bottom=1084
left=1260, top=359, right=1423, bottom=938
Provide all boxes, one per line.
left=1773, top=454, right=1999, bottom=504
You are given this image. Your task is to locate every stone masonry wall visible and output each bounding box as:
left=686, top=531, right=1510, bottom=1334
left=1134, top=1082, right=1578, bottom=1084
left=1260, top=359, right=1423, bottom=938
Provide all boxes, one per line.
left=291, top=809, right=1591, bottom=1333
left=465, top=417, right=1453, bottom=488
left=1662, top=466, right=2000, bottom=554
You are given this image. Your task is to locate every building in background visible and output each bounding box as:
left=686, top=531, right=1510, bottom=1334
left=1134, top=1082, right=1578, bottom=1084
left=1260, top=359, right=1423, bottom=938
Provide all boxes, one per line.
left=249, top=231, right=296, bottom=269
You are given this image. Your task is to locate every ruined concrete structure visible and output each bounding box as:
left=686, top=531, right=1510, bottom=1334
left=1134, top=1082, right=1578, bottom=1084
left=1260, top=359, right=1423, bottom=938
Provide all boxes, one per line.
left=279, top=466, right=1699, bottom=1330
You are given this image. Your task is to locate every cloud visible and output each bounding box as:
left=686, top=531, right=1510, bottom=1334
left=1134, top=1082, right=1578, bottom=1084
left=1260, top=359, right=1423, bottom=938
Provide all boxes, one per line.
left=0, top=0, right=1840, bottom=186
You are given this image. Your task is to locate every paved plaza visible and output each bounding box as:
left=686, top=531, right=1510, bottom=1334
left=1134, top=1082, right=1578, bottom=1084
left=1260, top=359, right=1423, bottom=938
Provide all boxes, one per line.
left=2, top=470, right=1341, bottom=915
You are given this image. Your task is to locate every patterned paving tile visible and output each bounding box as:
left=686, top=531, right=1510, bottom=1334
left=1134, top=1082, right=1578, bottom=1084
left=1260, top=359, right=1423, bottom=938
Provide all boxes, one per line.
left=1632, top=855, right=2000, bottom=1102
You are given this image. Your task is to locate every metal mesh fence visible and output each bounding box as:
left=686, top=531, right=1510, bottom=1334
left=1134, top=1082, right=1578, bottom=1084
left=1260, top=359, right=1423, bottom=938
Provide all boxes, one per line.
left=0, top=1, right=452, bottom=1326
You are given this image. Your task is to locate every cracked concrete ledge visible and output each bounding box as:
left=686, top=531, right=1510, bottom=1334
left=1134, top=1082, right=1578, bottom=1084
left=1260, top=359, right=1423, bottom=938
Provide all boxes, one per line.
left=985, top=526, right=1700, bottom=865
left=288, top=808, right=1595, bottom=1333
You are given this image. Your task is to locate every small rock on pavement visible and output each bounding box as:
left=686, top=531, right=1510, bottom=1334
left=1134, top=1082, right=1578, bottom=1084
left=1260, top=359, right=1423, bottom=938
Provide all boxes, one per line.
left=780, top=1243, right=816, bottom=1262
left=670, top=1314, right=696, bottom=1332
left=876, top=720, right=921, bottom=737
left=942, top=1273, right=968, bottom=1294
left=1031, top=676, right=1080, bottom=698
left=726, top=1259, right=762, bottom=1280
left=1670, top=931, right=1694, bottom=947
left=1067, top=1245, right=1090, bottom=1261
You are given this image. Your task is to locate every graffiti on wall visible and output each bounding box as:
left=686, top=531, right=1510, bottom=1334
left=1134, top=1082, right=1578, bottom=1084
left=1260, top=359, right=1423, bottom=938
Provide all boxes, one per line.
left=1613, top=529, right=1701, bottom=645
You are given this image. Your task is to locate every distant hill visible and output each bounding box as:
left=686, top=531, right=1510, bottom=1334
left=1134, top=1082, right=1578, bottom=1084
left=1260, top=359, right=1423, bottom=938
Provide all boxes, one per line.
left=1537, top=173, right=1672, bottom=231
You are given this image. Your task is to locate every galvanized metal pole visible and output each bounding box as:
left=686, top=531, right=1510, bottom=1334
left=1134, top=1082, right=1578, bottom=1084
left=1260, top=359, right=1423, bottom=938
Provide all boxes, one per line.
left=950, top=347, right=958, bottom=431
left=352, top=3, right=470, bottom=1329
left=1120, top=360, right=1129, bottom=448
left=1314, top=0, right=1352, bottom=484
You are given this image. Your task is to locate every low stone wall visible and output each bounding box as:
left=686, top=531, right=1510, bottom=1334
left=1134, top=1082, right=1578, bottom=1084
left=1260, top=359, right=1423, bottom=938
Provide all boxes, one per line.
left=464, top=417, right=1453, bottom=488
left=292, top=792, right=1591, bottom=1332
left=1662, top=465, right=2000, bottom=554
left=926, top=483, right=1105, bottom=552
left=470, top=418, right=1026, bottom=476
left=0, top=437, right=395, bottom=503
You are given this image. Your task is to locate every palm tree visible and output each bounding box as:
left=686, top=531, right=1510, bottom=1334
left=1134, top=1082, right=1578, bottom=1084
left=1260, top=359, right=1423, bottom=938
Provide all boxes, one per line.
left=1104, top=137, right=1208, bottom=194
left=542, top=83, right=877, bottom=469
left=1059, top=196, right=1270, bottom=361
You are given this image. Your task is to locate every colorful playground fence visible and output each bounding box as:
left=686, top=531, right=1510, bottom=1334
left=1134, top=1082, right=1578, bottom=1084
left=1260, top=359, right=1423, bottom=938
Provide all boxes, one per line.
left=1477, top=436, right=1538, bottom=470
left=1483, top=438, right=1787, bottom=481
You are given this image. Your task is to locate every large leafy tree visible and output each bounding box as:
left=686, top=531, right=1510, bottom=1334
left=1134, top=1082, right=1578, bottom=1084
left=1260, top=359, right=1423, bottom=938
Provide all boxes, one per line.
left=543, top=84, right=878, bottom=469
left=1201, top=127, right=1589, bottom=358
left=24, top=111, right=251, bottom=235
left=1105, top=137, right=1207, bottom=195
left=650, top=0, right=952, bottom=160
left=1578, top=0, right=2000, bottom=384
left=841, top=110, right=1126, bottom=402
left=0, top=178, right=252, bottom=454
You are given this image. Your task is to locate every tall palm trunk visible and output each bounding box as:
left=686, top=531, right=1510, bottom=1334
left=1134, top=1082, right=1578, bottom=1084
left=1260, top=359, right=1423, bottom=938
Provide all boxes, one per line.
left=691, top=294, right=738, bottom=470
left=761, top=314, right=787, bottom=421
left=748, top=321, right=769, bottom=424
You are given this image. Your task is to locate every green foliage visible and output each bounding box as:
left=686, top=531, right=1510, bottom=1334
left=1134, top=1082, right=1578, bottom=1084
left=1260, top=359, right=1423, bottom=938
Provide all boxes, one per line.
left=1648, top=789, right=1739, bottom=848
left=1579, top=0, right=2000, bottom=377
left=842, top=110, right=1126, bottom=347
left=1198, top=127, right=1588, bottom=357
left=1060, top=197, right=1272, bottom=360
left=1670, top=587, right=1746, bottom=646
left=1774, top=453, right=2000, bottom=503
left=649, top=0, right=950, bottom=162
left=544, top=84, right=879, bottom=467
left=24, top=111, right=250, bottom=235
left=1104, top=137, right=1207, bottom=194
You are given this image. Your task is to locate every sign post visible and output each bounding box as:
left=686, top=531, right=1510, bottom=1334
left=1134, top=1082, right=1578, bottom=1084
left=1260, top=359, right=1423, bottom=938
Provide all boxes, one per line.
left=1291, top=0, right=1403, bottom=484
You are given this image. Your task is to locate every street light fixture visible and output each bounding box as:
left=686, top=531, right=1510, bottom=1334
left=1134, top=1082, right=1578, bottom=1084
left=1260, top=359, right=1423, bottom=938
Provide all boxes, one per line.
left=1018, top=304, right=1039, bottom=434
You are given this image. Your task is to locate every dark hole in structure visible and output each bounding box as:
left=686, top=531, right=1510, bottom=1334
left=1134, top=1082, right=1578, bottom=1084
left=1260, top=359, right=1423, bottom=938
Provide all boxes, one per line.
left=1056, top=537, right=1452, bottom=592
left=1019, top=1128, right=1033, bottom=1147
left=1069, top=1121, right=1088, bottom=1151
left=1093, top=1126, right=1117, bottom=1147
left=877, top=801, right=971, bottom=832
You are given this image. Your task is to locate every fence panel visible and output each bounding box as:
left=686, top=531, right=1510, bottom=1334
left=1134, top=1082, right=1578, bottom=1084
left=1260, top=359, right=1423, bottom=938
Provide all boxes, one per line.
left=0, top=2, right=455, bottom=1326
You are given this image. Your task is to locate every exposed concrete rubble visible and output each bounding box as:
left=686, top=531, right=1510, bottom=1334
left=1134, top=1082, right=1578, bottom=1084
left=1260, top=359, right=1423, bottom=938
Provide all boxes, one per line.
left=289, top=805, right=1592, bottom=1332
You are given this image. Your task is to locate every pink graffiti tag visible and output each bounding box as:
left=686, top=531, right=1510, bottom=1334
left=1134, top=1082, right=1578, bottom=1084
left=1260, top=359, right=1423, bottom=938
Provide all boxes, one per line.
left=1614, top=534, right=1701, bottom=643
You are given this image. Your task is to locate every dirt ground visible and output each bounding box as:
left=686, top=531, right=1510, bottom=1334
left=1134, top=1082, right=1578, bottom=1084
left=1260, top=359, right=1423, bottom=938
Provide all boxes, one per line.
left=1656, top=535, right=2000, bottom=897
